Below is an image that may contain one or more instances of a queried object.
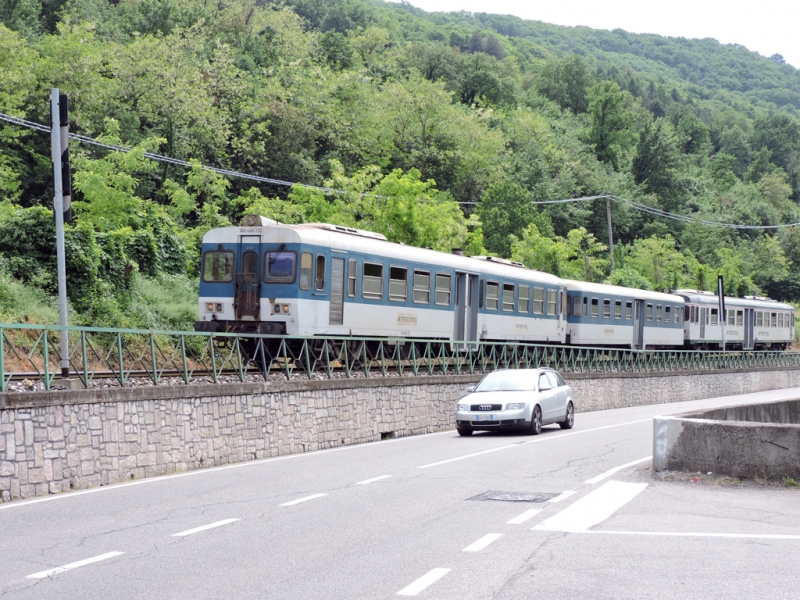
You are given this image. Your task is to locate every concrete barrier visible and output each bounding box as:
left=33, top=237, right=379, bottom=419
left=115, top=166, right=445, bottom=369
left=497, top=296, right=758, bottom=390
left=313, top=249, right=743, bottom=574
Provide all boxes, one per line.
left=653, top=398, right=800, bottom=479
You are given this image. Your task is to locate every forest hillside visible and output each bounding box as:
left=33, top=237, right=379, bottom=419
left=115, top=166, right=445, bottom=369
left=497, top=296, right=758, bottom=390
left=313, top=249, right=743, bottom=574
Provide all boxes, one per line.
left=1, top=0, right=800, bottom=329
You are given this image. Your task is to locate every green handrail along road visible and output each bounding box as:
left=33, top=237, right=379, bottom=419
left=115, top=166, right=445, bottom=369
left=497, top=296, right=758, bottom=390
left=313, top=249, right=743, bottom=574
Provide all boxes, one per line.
left=1, top=323, right=798, bottom=392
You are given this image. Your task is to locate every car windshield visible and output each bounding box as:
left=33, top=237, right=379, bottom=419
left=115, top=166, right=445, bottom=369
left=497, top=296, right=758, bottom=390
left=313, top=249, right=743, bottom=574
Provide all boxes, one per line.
left=474, top=371, right=536, bottom=392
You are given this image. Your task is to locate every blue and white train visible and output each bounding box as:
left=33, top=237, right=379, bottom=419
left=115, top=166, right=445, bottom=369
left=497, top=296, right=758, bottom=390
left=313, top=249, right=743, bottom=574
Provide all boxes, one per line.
left=194, top=216, right=794, bottom=351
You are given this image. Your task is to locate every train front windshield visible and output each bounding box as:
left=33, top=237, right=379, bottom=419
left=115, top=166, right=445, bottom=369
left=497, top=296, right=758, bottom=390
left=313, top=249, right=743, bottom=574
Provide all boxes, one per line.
left=264, top=251, right=297, bottom=283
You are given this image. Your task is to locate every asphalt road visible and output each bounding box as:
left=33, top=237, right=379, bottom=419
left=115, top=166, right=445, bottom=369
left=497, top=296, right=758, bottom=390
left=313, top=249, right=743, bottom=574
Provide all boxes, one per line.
left=2, top=387, right=800, bottom=599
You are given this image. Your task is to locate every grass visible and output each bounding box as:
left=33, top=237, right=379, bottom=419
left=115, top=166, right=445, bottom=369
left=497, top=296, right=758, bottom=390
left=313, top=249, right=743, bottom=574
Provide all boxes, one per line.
left=783, top=477, right=799, bottom=488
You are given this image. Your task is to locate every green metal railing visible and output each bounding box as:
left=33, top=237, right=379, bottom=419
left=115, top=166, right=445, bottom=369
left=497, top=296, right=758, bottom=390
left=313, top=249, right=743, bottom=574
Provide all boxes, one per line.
left=1, top=323, right=799, bottom=392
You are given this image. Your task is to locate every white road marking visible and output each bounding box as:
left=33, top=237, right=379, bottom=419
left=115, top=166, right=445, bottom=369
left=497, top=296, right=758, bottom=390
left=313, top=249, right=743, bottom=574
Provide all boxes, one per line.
left=585, top=456, right=652, bottom=485
left=280, top=493, right=327, bottom=507
left=548, top=490, right=576, bottom=503
left=356, top=475, right=392, bottom=485
left=27, top=552, right=124, bottom=579
left=417, top=419, right=652, bottom=469
left=534, top=481, right=648, bottom=533
left=463, top=533, right=503, bottom=552
left=397, top=568, right=451, bottom=596
left=171, top=518, right=239, bottom=537
left=507, top=509, right=542, bottom=525
left=589, top=530, right=800, bottom=540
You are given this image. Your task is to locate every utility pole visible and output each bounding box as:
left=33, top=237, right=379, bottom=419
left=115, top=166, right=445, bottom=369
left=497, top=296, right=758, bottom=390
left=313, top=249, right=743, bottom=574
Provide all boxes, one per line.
left=50, top=89, right=70, bottom=379
left=605, top=194, right=614, bottom=269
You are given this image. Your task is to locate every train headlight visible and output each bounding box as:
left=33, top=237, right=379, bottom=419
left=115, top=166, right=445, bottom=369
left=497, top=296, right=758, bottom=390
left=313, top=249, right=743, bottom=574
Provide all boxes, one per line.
left=274, top=304, right=281, bottom=314
left=282, top=304, right=290, bottom=313
left=216, top=303, right=223, bottom=312
left=205, top=302, right=215, bottom=313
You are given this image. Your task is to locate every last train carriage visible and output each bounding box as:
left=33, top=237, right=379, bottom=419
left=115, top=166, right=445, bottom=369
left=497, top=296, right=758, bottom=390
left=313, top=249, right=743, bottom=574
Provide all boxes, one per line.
left=194, top=216, right=792, bottom=351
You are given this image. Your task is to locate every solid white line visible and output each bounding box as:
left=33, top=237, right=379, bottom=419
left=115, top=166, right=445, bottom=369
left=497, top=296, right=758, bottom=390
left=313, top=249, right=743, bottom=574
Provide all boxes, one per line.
left=463, top=533, right=503, bottom=552
left=534, top=481, right=648, bottom=533
left=356, top=475, right=392, bottom=485
left=397, top=568, right=451, bottom=596
left=585, top=456, right=652, bottom=485
left=417, top=419, right=652, bottom=469
left=171, top=518, right=239, bottom=537
left=548, top=490, right=576, bottom=503
left=280, top=493, right=327, bottom=507
left=27, top=552, right=124, bottom=579
left=0, top=430, right=453, bottom=512
left=589, top=530, right=800, bottom=540
left=507, top=509, right=542, bottom=525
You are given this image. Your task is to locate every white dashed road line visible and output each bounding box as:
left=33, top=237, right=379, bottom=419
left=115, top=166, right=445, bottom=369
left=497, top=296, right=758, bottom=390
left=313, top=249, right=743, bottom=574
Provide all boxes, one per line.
left=534, top=481, right=648, bottom=533
left=397, top=568, right=451, bottom=596
left=507, top=508, right=542, bottom=525
left=585, top=456, right=652, bottom=485
left=463, top=533, right=504, bottom=552
left=588, top=530, right=800, bottom=540
left=280, top=493, right=328, bottom=507
left=547, top=490, right=576, bottom=503
left=356, top=475, right=392, bottom=485
left=172, top=519, right=240, bottom=537
left=27, top=552, right=125, bottom=579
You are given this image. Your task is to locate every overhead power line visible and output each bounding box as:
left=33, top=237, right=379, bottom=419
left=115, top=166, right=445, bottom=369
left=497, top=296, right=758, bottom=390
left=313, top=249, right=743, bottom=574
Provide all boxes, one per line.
left=2, top=111, right=799, bottom=230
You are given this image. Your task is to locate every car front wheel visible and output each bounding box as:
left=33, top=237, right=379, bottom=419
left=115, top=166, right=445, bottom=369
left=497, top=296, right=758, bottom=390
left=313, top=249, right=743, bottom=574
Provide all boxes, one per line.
left=560, top=401, right=574, bottom=430
left=457, top=427, right=473, bottom=437
left=526, top=405, right=542, bottom=436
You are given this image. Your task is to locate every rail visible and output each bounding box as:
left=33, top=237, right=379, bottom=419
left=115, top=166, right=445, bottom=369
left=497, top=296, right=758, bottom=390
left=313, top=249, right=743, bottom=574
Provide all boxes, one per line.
left=1, top=323, right=799, bottom=392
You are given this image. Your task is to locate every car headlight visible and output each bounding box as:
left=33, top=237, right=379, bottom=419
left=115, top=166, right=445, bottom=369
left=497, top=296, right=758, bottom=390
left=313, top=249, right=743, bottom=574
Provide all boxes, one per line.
left=457, top=404, right=469, bottom=411
left=506, top=403, right=525, bottom=410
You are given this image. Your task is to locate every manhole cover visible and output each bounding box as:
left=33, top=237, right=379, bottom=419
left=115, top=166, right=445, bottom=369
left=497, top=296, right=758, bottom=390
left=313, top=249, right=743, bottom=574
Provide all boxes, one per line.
left=468, top=491, right=558, bottom=503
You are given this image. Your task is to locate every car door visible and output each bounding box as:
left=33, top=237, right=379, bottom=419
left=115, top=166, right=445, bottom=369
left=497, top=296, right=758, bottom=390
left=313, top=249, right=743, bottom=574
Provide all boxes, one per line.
left=546, top=371, right=568, bottom=419
left=537, top=373, right=558, bottom=423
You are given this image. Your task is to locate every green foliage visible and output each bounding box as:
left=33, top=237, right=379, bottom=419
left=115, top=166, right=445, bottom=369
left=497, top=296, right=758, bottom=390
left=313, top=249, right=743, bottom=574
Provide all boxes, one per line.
left=510, top=224, right=608, bottom=281
left=587, top=80, right=636, bottom=170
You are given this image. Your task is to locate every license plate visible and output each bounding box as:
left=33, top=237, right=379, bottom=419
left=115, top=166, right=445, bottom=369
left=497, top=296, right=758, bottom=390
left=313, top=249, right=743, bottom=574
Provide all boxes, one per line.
left=476, top=415, right=494, bottom=421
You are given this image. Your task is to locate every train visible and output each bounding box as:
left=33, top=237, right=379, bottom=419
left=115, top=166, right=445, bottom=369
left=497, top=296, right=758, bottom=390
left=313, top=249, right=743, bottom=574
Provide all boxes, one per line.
left=194, top=215, right=795, bottom=352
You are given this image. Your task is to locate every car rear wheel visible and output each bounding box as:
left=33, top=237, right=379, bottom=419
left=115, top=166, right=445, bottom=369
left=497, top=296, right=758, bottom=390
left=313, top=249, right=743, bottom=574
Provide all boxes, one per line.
left=457, top=427, right=473, bottom=437
left=560, top=401, right=575, bottom=430
left=526, top=406, right=542, bottom=436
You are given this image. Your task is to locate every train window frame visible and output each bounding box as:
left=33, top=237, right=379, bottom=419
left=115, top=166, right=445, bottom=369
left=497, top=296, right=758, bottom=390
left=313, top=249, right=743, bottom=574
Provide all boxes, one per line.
left=413, top=270, right=430, bottom=304
left=263, top=250, right=297, bottom=284
left=590, top=298, right=599, bottom=318
left=502, top=283, right=515, bottom=312
left=625, top=301, right=632, bottom=320
left=362, top=262, right=384, bottom=300
left=778, top=313, right=784, bottom=328
left=603, top=299, right=611, bottom=319
left=655, top=304, right=662, bottom=322
left=736, top=310, right=743, bottom=326
left=389, top=266, right=408, bottom=302
left=710, top=308, right=718, bottom=326
left=646, top=304, right=653, bottom=321
left=572, top=296, right=582, bottom=317
left=560, top=291, right=567, bottom=316
left=665, top=306, right=671, bottom=322
left=299, top=252, right=313, bottom=291
left=771, top=312, right=777, bottom=327
left=546, top=290, right=557, bottom=316
left=614, top=300, right=622, bottom=319
left=435, top=273, right=452, bottom=306
left=532, top=287, right=544, bottom=314
left=347, top=259, right=357, bottom=297
left=201, top=250, right=235, bottom=283
left=486, top=281, right=499, bottom=310
left=519, top=286, right=530, bottom=313
left=755, top=311, right=763, bottom=327
left=727, top=309, right=735, bottom=326
left=315, top=255, right=326, bottom=291
left=674, top=307, right=680, bottom=323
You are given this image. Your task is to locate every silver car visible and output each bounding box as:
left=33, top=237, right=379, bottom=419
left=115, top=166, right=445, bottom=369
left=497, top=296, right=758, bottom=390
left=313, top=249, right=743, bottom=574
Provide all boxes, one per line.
left=455, top=368, right=574, bottom=437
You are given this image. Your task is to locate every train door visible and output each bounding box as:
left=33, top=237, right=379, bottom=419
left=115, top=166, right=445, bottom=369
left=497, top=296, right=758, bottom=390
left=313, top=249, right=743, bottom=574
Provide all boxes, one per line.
left=743, top=308, right=754, bottom=350
left=632, top=299, right=645, bottom=349
left=454, top=272, right=479, bottom=351
left=235, top=235, right=261, bottom=321
left=700, top=307, right=707, bottom=339
left=558, top=287, right=567, bottom=341
left=329, top=257, right=345, bottom=326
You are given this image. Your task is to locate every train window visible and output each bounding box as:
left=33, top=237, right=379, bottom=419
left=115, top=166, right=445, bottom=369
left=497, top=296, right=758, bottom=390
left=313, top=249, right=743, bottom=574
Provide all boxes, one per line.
left=771, top=312, right=777, bottom=327
left=547, top=290, right=557, bottom=316
left=201, top=251, right=234, bottom=283
left=533, top=287, right=544, bottom=314
left=436, top=274, right=452, bottom=306
left=264, top=251, right=297, bottom=284
left=614, top=300, right=622, bottom=319
left=315, top=255, right=326, bottom=291
left=347, top=259, right=357, bottom=297
left=519, top=286, right=530, bottom=313
left=502, top=284, right=515, bottom=312
left=755, top=311, right=763, bottom=327
left=674, top=307, right=680, bottom=323
left=646, top=304, right=653, bottom=321
left=710, top=308, right=718, bottom=326
left=389, top=267, right=408, bottom=302
left=655, top=305, right=662, bottom=322
left=362, top=262, right=383, bottom=299
left=727, top=309, right=735, bottom=326
left=486, top=282, right=499, bottom=310
left=572, top=296, right=582, bottom=317
left=665, top=306, right=671, bottom=322
left=625, top=301, right=632, bottom=319
left=778, top=313, right=783, bottom=328
left=590, top=298, right=599, bottom=318
left=684, top=306, right=690, bottom=321
left=736, top=310, right=743, bottom=326
left=690, top=306, right=697, bottom=323
left=299, top=252, right=313, bottom=290
left=413, top=271, right=430, bottom=304
left=603, top=299, right=611, bottom=319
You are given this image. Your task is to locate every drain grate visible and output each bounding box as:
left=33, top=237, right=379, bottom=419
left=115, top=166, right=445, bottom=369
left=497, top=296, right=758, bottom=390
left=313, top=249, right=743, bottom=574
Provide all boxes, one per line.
left=468, top=491, right=559, bottom=503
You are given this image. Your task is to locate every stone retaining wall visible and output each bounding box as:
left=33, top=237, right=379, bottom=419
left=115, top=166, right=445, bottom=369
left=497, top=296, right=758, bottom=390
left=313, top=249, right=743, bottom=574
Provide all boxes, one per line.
left=1, top=367, right=799, bottom=502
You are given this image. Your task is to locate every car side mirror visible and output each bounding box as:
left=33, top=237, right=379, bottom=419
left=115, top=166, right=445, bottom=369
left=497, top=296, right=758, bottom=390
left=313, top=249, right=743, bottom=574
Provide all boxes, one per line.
left=466, top=385, right=476, bottom=393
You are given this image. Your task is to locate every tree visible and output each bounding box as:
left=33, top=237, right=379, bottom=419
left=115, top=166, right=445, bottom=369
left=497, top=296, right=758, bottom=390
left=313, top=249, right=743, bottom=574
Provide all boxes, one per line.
left=632, top=118, right=683, bottom=206
left=510, top=225, right=608, bottom=281
left=587, top=80, right=635, bottom=170
left=535, top=54, right=592, bottom=114
left=622, top=235, right=695, bottom=290
left=476, top=181, right=548, bottom=257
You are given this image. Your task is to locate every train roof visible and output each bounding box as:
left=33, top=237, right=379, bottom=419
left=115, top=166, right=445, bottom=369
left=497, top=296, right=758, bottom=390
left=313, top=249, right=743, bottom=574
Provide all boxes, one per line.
left=563, top=280, right=683, bottom=303
left=673, top=290, right=794, bottom=311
